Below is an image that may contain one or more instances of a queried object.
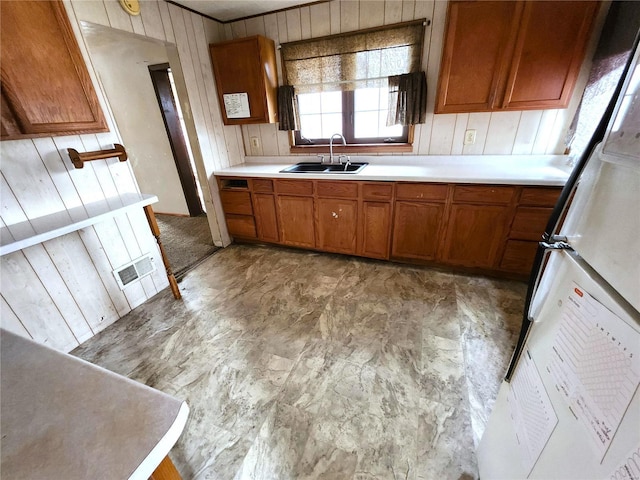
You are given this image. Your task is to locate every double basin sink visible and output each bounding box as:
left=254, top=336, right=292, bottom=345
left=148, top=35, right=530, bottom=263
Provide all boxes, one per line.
left=280, top=162, right=368, bottom=174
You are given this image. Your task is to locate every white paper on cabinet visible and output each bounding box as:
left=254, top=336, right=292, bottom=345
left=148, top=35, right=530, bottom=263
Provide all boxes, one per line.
left=223, top=93, right=251, bottom=119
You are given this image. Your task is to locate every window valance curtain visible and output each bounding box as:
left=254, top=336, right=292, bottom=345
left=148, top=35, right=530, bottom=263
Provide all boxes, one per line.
left=280, top=20, right=424, bottom=95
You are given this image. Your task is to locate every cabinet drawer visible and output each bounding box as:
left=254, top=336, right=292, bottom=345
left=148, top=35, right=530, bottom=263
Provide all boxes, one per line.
left=275, top=179, right=314, bottom=195
left=500, top=240, right=538, bottom=274
left=218, top=177, right=249, bottom=190
left=452, top=185, right=515, bottom=204
left=317, top=181, right=358, bottom=198
left=220, top=191, right=253, bottom=215
left=510, top=207, right=552, bottom=241
left=396, top=183, right=448, bottom=202
left=363, top=183, right=393, bottom=201
left=226, top=214, right=257, bottom=238
left=252, top=179, right=273, bottom=193
left=519, top=187, right=561, bottom=207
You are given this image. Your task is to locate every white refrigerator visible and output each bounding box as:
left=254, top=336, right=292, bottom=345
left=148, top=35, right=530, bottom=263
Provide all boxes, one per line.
left=477, top=41, right=640, bottom=479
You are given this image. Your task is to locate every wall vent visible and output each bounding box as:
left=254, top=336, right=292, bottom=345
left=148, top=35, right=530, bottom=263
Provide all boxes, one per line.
left=113, top=254, right=155, bottom=289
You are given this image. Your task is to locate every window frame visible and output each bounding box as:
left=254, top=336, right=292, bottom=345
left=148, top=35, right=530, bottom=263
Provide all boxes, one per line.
left=279, top=19, right=425, bottom=153
left=293, top=90, right=409, bottom=146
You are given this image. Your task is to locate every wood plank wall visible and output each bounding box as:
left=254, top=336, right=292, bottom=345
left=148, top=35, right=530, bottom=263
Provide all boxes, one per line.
left=0, top=0, right=604, bottom=352
left=0, top=0, right=241, bottom=351
left=226, top=0, right=602, bottom=157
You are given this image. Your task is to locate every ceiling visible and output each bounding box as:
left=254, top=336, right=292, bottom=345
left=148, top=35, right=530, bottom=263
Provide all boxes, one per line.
left=169, top=0, right=325, bottom=23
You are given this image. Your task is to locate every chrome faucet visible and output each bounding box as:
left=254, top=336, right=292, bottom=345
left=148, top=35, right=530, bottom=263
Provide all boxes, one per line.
left=329, top=133, right=346, bottom=164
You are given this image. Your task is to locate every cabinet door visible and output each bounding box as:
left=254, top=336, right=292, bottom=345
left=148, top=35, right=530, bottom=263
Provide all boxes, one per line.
left=441, top=204, right=510, bottom=267
left=502, top=1, right=599, bottom=110
left=500, top=240, right=538, bottom=274
left=0, top=1, right=107, bottom=139
left=361, top=201, right=392, bottom=259
left=253, top=193, right=279, bottom=242
left=226, top=214, right=257, bottom=239
left=510, top=207, right=553, bottom=241
left=391, top=201, right=445, bottom=261
left=277, top=195, right=315, bottom=248
left=317, top=198, right=358, bottom=254
left=435, top=1, right=519, bottom=113
left=210, top=36, right=277, bottom=125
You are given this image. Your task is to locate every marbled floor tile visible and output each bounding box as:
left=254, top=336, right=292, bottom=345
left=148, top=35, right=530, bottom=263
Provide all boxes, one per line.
left=316, top=261, right=439, bottom=372
left=165, top=351, right=296, bottom=444
left=294, top=436, right=358, bottom=480
left=454, top=278, right=527, bottom=446
left=171, top=422, right=253, bottom=480
left=70, top=244, right=530, bottom=480
left=420, top=335, right=467, bottom=407
left=234, top=402, right=312, bottom=480
left=416, top=398, right=477, bottom=480
left=419, top=281, right=461, bottom=341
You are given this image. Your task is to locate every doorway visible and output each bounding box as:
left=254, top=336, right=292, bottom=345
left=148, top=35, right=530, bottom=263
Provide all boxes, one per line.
left=148, top=63, right=204, bottom=217
left=80, top=23, right=218, bottom=278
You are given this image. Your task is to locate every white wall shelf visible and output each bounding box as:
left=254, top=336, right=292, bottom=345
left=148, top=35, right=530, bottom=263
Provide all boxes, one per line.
left=0, top=193, right=158, bottom=256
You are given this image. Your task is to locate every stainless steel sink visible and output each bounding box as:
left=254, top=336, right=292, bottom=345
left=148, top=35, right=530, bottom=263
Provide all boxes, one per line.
left=280, top=162, right=368, bottom=174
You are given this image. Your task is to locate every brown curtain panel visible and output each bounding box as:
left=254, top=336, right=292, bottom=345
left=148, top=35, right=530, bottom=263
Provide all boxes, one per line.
left=277, top=85, right=300, bottom=131
left=387, top=72, right=427, bottom=126
left=280, top=20, right=425, bottom=94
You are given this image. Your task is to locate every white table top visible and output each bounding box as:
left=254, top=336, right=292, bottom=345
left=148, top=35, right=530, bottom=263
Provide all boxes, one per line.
left=0, top=329, right=188, bottom=480
left=214, top=154, right=573, bottom=186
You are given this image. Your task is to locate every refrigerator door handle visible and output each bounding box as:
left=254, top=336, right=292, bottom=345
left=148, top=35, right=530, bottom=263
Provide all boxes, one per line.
left=539, top=240, right=573, bottom=250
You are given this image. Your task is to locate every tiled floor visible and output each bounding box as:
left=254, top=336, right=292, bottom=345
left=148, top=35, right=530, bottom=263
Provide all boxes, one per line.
left=72, top=244, right=527, bottom=479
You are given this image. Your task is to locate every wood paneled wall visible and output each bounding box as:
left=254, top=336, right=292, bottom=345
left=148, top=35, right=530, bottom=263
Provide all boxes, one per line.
left=0, top=0, right=242, bottom=351
left=225, top=0, right=602, bottom=157
left=0, top=0, right=603, bottom=351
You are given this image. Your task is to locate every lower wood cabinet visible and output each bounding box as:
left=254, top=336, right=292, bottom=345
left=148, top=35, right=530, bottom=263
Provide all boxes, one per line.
left=441, top=204, right=510, bottom=268
left=218, top=184, right=257, bottom=239
left=316, top=198, right=358, bottom=254
left=391, top=201, right=445, bottom=261
left=253, top=193, right=279, bottom=242
left=360, top=202, right=392, bottom=259
left=277, top=195, right=315, bottom=248
left=216, top=176, right=561, bottom=278
left=500, top=239, right=538, bottom=273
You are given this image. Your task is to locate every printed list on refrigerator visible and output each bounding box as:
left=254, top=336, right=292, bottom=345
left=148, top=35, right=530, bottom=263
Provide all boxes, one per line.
left=547, top=282, right=640, bottom=460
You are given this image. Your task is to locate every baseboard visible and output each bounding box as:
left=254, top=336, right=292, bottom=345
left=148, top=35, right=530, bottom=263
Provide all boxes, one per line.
left=155, top=212, right=191, bottom=217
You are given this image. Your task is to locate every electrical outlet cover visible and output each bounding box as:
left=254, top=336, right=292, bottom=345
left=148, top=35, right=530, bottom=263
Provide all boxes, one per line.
left=464, top=129, right=477, bottom=145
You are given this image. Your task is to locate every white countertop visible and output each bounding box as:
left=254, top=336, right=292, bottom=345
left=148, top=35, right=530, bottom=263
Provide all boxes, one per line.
left=214, top=155, right=574, bottom=186
left=0, top=329, right=188, bottom=480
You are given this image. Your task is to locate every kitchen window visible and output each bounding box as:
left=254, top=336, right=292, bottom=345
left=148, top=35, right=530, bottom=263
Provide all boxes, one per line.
left=279, top=20, right=426, bottom=150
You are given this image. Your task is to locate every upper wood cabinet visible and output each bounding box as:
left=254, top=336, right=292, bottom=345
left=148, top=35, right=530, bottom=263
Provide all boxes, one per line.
left=1, top=1, right=108, bottom=140
left=209, top=36, right=279, bottom=125
left=435, top=1, right=600, bottom=114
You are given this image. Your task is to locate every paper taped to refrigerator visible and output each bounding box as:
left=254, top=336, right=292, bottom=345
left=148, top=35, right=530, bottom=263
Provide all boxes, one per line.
left=507, top=350, right=558, bottom=475
left=547, top=282, right=640, bottom=460
left=609, top=443, right=640, bottom=480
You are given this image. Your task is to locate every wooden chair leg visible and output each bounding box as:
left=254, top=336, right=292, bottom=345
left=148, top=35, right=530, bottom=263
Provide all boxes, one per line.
left=143, top=205, right=181, bottom=299
left=149, top=455, right=182, bottom=480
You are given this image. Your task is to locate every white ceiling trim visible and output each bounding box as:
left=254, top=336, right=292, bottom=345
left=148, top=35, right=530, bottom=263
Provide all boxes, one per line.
left=167, top=0, right=329, bottom=23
